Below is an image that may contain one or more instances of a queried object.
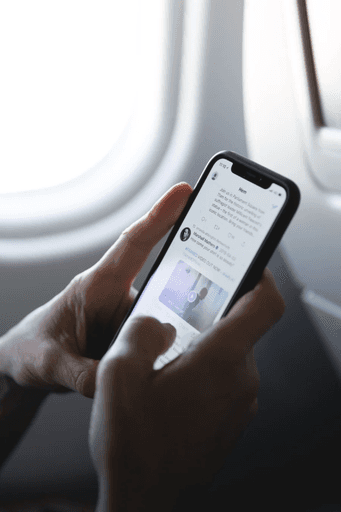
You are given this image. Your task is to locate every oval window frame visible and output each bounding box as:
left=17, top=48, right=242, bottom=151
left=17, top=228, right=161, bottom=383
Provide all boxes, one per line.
left=0, top=0, right=212, bottom=263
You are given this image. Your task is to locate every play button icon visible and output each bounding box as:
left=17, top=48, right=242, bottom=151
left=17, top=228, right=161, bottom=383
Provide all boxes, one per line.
left=188, top=291, right=197, bottom=302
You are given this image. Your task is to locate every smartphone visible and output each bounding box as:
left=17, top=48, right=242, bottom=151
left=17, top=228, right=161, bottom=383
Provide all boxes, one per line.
left=108, top=151, right=300, bottom=370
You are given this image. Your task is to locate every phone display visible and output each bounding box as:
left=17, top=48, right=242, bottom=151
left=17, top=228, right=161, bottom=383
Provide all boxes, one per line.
left=108, top=151, right=300, bottom=370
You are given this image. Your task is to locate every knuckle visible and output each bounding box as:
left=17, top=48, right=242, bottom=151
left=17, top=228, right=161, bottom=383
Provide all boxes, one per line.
left=120, top=218, right=147, bottom=250
left=120, top=228, right=133, bottom=246
left=66, top=273, right=89, bottom=305
left=67, top=273, right=83, bottom=294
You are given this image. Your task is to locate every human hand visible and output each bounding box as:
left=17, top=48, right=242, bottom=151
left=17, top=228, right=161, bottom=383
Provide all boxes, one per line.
left=89, top=267, right=285, bottom=512
left=0, top=183, right=193, bottom=397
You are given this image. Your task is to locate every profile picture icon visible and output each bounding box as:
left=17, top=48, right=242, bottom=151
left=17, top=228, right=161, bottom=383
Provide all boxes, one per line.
left=211, top=171, right=218, bottom=180
left=180, top=227, right=191, bottom=241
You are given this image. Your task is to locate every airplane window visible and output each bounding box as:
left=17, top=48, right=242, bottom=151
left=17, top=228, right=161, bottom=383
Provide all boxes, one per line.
left=306, top=0, right=341, bottom=129
left=0, top=0, right=139, bottom=193
left=0, top=0, right=182, bottom=253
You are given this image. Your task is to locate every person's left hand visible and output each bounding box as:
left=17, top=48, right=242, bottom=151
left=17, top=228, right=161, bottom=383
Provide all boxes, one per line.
left=0, top=182, right=193, bottom=398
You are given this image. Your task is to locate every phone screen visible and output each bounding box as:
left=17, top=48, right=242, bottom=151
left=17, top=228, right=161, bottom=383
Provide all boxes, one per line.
left=129, top=158, right=287, bottom=370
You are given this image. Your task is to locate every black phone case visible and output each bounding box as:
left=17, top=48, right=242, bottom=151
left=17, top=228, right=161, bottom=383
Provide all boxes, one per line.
left=107, top=150, right=301, bottom=352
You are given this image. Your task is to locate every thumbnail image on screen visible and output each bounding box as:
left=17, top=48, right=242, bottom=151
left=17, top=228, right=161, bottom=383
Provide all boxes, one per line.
left=159, top=260, right=229, bottom=332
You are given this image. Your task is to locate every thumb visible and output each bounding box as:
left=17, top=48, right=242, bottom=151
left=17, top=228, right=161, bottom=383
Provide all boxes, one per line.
left=57, top=354, right=100, bottom=398
left=91, top=182, right=193, bottom=289
left=106, top=316, right=176, bottom=376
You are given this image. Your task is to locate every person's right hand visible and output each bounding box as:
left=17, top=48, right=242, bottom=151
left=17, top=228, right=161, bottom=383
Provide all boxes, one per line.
left=89, top=267, right=285, bottom=512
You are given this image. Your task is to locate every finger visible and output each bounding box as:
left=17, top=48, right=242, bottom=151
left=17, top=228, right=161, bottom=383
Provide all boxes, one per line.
left=214, top=266, right=285, bottom=359
left=179, top=267, right=285, bottom=368
left=55, top=353, right=99, bottom=398
left=227, top=266, right=285, bottom=321
left=106, top=316, right=176, bottom=375
left=91, top=182, right=193, bottom=288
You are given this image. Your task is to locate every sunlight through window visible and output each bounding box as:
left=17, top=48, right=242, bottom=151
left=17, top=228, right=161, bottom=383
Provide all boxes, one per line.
left=0, top=0, right=138, bottom=193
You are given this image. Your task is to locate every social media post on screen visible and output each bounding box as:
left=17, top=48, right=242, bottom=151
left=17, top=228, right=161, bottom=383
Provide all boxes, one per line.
left=181, top=161, right=287, bottom=287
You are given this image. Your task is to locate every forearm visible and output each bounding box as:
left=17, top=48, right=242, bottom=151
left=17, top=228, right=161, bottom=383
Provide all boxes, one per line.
left=0, top=373, right=49, bottom=471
